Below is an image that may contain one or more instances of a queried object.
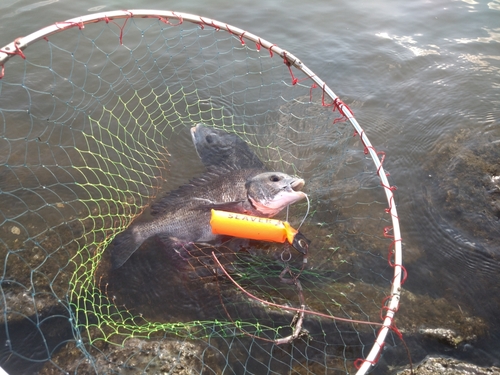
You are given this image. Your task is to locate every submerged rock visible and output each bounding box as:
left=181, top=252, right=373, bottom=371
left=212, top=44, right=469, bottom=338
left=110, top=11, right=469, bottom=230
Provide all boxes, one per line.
left=398, top=356, right=500, bottom=375
left=418, top=328, right=469, bottom=347
left=39, top=337, right=216, bottom=375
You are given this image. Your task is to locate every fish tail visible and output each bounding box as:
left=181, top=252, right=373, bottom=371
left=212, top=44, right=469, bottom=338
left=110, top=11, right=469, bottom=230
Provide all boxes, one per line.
left=110, top=227, right=144, bottom=269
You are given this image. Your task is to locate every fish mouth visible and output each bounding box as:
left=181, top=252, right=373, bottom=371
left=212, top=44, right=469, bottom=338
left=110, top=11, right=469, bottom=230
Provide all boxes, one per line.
left=290, top=178, right=305, bottom=192
left=190, top=123, right=200, bottom=141
left=250, top=190, right=306, bottom=216
left=273, top=176, right=306, bottom=207
left=190, top=124, right=203, bottom=157
left=250, top=176, right=306, bottom=216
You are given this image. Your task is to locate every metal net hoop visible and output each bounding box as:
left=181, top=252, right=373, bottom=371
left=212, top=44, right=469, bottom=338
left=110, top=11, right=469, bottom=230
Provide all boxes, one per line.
left=0, top=9, right=403, bottom=375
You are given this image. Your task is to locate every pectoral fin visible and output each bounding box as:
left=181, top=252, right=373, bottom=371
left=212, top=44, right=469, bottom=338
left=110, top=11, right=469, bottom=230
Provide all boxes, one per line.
left=110, top=228, right=144, bottom=269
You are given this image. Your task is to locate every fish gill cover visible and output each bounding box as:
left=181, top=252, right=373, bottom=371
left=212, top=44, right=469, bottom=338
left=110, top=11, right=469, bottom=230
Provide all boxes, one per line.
left=0, top=11, right=403, bottom=375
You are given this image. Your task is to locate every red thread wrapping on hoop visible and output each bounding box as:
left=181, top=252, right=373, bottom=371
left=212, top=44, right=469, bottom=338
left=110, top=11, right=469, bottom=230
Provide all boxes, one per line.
left=374, top=150, right=388, bottom=176
left=54, top=20, right=85, bottom=30
left=238, top=31, right=246, bottom=45
left=309, top=83, right=318, bottom=101
left=0, top=38, right=26, bottom=60
left=255, top=39, right=262, bottom=51
left=268, top=44, right=277, bottom=57
left=350, top=102, right=403, bottom=273
left=383, top=226, right=394, bottom=238
left=387, top=238, right=407, bottom=285
left=100, top=11, right=134, bottom=44
left=320, top=84, right=334, bottom=107
left=0, top=38, right=27, bottom=79
left=198, top=17, right=208, bottom=29
left=355, top=322, right=408, bottom=370
left=359, top=144, right=398, bottom=217
left=350, top=119, right=407, bottom=371
left=307, top=77, right=406, bottom=372
left=387, top=240, right=399, bottom=266
left=332, top=97, right=353, bottom=123
left=355, top=323, right=398, bottom=369
left=226, top=25, right=246, bottom=45
left=286, top=66, right=299, bottom=85
left=380, top=295, right=403, bottom=332
left=380, top=295, right=398, bottom=318
left=354, top=340, right=385, bottom=369
left=283, top=52, right=309, bottom=86
left=395, top=263, right=408, bottom=285
left=199, top=17, right=220, bottom=31
left=381, top=182, right=397, bottom=192
left=354, top=358, right=375, bottom=370
left=158, top=12, right=183, bottom=26
left=354, top=130, right=393, bottom=182
left=315, top=84, right=353, bottom=123
left=355, top=320, right=406, bottom=370
left=385, top=194, right=397, bottom=216
left=354, top=131, right=392, bottom=180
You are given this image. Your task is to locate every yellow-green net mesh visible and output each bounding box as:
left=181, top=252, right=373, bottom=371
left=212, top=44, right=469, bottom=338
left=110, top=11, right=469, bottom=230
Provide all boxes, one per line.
left=0, top=12, right=402, bottom=374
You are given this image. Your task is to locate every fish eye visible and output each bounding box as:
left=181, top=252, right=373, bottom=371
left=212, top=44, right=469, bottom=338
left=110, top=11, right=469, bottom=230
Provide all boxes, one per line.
left=205, top=135, right=214, bottom=144
left=298, top=239, right=308, bottom=248
left=269, top=175, right=282, bottom=182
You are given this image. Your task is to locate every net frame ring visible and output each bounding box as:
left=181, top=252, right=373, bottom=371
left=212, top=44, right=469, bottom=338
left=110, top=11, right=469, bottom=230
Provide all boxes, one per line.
left=0, top=9, right=403, bottom=375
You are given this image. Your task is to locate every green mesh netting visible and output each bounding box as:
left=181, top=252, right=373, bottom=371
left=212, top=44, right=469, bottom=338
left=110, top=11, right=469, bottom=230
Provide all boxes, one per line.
left=0, top=11, right=403, bottom=375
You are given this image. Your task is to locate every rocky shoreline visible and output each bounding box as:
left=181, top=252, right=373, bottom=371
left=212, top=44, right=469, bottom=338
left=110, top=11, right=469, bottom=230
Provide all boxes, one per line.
left=398, top=356, right=500, bottom=375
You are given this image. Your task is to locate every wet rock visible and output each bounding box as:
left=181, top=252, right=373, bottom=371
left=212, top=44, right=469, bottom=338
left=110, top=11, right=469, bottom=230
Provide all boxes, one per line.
left=398, top=356, right=500, bottom=375
left=425, top=128, right=500, bottom=244
left=39, top=337, right=217, bottom=375
left=396, top=289, right=487, bottom=342
left=418, top=328, right=469, bottom=347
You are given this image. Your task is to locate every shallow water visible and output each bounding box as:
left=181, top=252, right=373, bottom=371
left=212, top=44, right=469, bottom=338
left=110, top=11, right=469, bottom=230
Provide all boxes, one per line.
left=0, top=0, right=499, bottom=373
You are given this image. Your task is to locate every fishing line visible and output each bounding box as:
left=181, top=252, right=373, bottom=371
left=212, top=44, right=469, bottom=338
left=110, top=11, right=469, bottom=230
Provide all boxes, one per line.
left=285, top=192, right=309, bottom=230
left=298, top=193, right=310, bottom=230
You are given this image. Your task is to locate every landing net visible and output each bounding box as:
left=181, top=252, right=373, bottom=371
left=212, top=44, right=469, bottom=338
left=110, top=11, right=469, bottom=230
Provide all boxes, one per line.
left=0, top=10, right=404, bottom=375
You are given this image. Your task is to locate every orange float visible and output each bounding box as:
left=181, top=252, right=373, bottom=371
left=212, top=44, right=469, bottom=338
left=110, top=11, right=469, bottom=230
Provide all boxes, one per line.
left=210, top=209, right=310, bottom=254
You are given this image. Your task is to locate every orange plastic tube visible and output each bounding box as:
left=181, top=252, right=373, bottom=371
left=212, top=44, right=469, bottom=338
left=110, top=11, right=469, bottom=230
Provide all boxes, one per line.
left=210, top=209, right=298, bottom=245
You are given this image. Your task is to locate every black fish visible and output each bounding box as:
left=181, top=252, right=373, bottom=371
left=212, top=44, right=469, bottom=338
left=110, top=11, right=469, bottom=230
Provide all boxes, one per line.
left=111, top=167, right=306, bottom=269
left=190, top=123, right=265, bottom=169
